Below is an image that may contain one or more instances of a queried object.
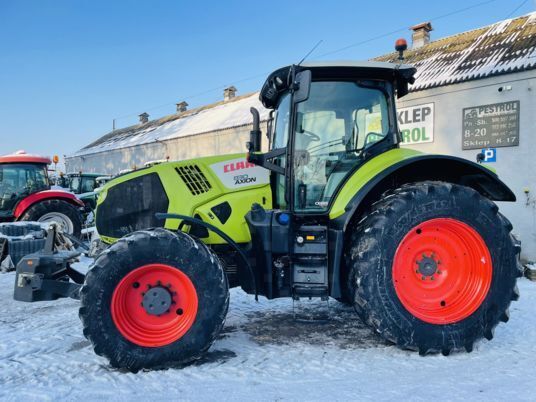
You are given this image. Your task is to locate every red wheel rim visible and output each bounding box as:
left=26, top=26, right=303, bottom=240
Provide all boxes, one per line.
left=392, top=218, right=492, bottom=325
left=111, top=264, right=198, bottom=347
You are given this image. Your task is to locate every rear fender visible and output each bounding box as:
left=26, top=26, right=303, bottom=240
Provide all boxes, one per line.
left=330, top=153, right=515, bottom=231
left=14, top=190, right=84, bottom=219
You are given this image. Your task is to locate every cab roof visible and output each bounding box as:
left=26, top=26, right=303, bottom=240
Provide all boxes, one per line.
left=0, top=151, right=51, bottom=165
left=300, top=60, right=415, bottom=71
left=260, top=60, right=416, bottom=108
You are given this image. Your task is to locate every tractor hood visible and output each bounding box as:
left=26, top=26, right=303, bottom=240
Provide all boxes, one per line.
left=95, top=153, right=272, bottom=244
left=260, top=61, right=416, bottom=109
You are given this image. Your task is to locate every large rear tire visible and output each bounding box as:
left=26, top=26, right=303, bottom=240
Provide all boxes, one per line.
left=20, top=199, right=82, bottom=238
left=345, top=182, right=522, bottom=355
left=79, top=228, right=229, bottom=371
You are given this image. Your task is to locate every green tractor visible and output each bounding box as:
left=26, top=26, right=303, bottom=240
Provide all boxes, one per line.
left=79, top=60, right=521, bottom=371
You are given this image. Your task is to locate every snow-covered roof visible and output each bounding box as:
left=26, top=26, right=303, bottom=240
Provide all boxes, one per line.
left=71, top=93, right=269, bottom=157
left=376, top=11, right=536, bottom=91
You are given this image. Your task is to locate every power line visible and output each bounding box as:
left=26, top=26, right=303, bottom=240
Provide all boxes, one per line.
left=111, top=0, right=503, bottom=126
left=317, top=0, right=499, bottom=58
left=505, top=0, right=530, bottom=18
left=112, top=71, right=268, bottom=122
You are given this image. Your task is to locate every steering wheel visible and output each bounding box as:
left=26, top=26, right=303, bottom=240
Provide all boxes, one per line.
left=302, top=129, right=321, bottom=142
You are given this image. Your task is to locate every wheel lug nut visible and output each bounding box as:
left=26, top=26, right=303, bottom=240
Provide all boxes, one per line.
left=437, top=270, right=442, bottom=275
left=421, top=276, right=426, bottom=280
left=132, top=282, right=140, bottom=289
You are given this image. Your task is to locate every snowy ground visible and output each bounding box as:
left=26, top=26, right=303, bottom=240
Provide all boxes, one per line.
left=1, top=257, right=535, bottom=402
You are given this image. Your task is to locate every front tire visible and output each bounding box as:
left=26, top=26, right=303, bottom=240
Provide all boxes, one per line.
left=346, top=182, right=522, bottom=355
left=79, top=228, right=229, bottom=371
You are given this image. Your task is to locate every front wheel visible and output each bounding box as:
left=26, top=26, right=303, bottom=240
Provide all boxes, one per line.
left=345, top=182, right=522, bottom=355
left=79, top=229, right=229, bottom=371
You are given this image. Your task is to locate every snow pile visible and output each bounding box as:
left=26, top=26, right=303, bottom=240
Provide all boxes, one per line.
left=0, top=258, right=535, bottom=401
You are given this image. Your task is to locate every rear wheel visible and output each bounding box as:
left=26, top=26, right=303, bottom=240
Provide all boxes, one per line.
left=79, top=228, right=229, bottom=371
left=345, top=182, right=522, bottom=355
left=20, top=199, right=82, bottom=238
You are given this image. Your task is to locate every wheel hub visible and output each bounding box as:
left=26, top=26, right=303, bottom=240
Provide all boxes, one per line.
left=142, top=286, right=173, bottom=316
left=416, top=254, right=439, bottom=277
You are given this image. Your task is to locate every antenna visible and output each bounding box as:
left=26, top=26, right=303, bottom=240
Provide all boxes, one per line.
left=297, top=40, right=323, bottom=66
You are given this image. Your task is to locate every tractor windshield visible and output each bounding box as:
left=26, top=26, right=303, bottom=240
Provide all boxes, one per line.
left=293, top=81, right=390, bottom=212
left=0, top=163, right=49, bottom=214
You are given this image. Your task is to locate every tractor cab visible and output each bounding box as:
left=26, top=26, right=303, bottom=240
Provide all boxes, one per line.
left=66, top=172, right=103, bottom=195
left=245, top=61, right=417, bottom=299
left=249, top=61, right=415, bottom=214
left=0, top=151, right=51, bottom=219
left=0, top=150, right=83, bottom=236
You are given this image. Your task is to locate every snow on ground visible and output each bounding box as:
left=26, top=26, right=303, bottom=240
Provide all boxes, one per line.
left=1, top=257, right=535, bottom=402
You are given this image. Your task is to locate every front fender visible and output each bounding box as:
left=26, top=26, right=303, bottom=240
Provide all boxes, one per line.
left=14, top=190, right=84, bottom=218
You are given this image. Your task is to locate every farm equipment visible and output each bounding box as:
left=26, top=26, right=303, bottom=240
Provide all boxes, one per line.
left=16, top=54, right=523, bottom=371
left=13, top=223, right=83, bottom=301
left=57, top=172, right=109, bottom=213
left=0, top=151, right=84, bottom=237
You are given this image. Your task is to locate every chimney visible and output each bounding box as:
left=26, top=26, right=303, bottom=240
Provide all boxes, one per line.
left=223, top=86, right=237, bottom=101
left=139, top=112, right=149, bottom=124
left=411, top=22, right=433, bottom=49
left=176, top=101, right=188, bottom=113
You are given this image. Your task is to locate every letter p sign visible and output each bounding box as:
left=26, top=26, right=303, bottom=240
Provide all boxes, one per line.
left=481, top=148, right=497, bottom=163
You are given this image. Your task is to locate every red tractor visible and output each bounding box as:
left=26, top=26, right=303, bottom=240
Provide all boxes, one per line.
left=0, top=151, right=84, bottom=237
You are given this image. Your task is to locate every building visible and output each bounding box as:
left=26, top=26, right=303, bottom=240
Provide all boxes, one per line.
left=66, top=12, right=536, bottom=260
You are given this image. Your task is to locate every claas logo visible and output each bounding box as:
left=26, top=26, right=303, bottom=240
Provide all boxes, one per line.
left=223, top=160, right=256, bottom=173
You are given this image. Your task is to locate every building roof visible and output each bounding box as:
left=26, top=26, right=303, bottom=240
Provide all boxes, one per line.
left=70, top=93, right=270, bottom=157
left=376, top=11, right=536, bottom=91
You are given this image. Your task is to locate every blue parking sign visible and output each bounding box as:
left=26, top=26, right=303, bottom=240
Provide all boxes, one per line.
left=482, top=148, right=497, bottom=162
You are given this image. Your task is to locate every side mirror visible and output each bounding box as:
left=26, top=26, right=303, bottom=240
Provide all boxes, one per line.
left=396, top=80, right=409, bottom=98
left=293, top=70, right=311, bottom=104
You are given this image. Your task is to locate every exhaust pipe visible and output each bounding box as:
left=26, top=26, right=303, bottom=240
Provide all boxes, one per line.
left=247, top=107, right=262, bottom=152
